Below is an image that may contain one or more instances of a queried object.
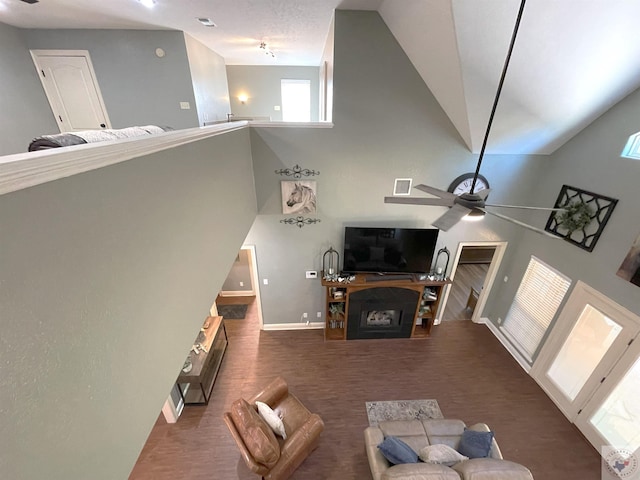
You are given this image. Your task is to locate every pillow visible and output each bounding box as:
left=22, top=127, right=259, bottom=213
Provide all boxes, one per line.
left=229, top=398, right=280, bottom=468
left=377, top=436, right=419, bottom=465
left=255, top=401, right=287, bottom=439
left=419, top=444, right=468, bottom=466
left=457, top=428, right=494, bottom=459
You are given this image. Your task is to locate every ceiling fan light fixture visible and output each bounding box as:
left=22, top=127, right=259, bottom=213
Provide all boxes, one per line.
left=463, top=209, right=485, bottom=222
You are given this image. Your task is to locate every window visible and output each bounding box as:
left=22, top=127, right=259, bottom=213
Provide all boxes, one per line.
left=501, top=256, right=571, bottom=362
left=621, top=131, right=640, bottom=159
left=281, top=79, right=311, bottom=122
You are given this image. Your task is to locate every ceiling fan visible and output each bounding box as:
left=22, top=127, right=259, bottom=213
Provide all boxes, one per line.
left=385, top=0, right=561, bottom=237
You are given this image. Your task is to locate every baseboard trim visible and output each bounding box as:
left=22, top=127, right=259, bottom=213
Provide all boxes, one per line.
left=484, top=320, right=532, bottom=373
left=262, top=322, right=324, bottom=331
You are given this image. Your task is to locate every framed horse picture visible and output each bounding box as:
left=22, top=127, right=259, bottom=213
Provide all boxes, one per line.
left=281, top=180, right=317, bottom=215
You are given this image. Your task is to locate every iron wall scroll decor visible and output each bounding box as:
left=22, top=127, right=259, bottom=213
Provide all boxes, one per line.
left=275, top=164, right=320, bottom=178
left=545, top=185, right=618, bottom=252
left=280, top=216, right=321, bottom=228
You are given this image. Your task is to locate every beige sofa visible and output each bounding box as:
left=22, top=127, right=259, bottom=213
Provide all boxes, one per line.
left=365, top=419, right=533, bottom=480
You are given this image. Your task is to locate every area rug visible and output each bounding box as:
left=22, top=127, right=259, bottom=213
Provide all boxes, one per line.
left=217, top=304, right=249, bottom=320
left=366, top=399, right=443, bottom=427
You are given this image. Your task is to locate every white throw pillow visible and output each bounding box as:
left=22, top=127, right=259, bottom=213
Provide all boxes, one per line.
left=419, top=444, right=468, bottom=466
left=255, top=401, right=287, bottom=439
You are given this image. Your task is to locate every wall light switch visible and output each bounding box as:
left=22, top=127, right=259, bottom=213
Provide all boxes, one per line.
left=503, top=276, right=509, bottom=283
left=263, top=278, right=269, bottom=285
left=274, top=105, right=281, bottom=111
left=239, top=281, right=244, bottom=287
left=180, top=102, right=190, bottom=110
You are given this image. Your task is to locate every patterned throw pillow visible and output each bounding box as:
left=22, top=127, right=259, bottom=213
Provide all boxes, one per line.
left=419, top=444, right=469, bottom=466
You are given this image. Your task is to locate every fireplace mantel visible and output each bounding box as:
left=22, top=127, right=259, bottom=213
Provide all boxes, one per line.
left=321, top=274, right=451, bottom=340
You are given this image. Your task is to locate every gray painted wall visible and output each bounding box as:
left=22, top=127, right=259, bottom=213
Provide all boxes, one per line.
left=221, top=249, right=253, bottom=292
left=0, top=130, right=256, bottom=479
left=0, top=22, right=58, bottom=156
left=184, top=33, right=231, bottom=125
left=486, top=84, right=640, bottom=361
left=23, top=29, right=200, bottom=130
left=227, top=65, right=320, bottom=121
left=245, top=11, right=547, bottom=326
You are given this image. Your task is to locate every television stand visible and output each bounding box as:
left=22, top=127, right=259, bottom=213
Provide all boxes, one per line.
left=364, top=273, right=415, bottom=282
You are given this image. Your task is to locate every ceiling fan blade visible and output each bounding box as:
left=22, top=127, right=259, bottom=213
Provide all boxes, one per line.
left=384, top=196, right=454, bottom=206
left=475, top=188, right=492, bottom=200
left=485, top=203, right=564, bottom=211
left=432, top=203, right=471, bottom=231
left=414, top=184, right=457, bottom=200
left=482, top=209, right=560, bottom=238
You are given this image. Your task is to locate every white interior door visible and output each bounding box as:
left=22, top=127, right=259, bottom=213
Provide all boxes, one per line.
left=531, top=281, right=640, bottom=421
left=31, top=50, right=111, bottom=132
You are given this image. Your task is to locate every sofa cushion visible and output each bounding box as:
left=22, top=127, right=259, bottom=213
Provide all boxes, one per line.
left=230, top=398, right=280, bottom=469
left=381, top=463, right=461, bottom=480
left=423, top=419, right=466, bottom=450
left=457, top=428, right=494, bottom=459
left=452, top=458, right=534, bottom=480
left=255, top=401, right=287, bottom=439
left=378, top=436, right=419, bottom=465
left=419, top=444, right=469, bottom=466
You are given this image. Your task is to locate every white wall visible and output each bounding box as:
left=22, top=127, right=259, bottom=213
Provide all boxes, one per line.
left=227, top=65, right=320, bottom=121
left=0, top=130, right=256, bottom=479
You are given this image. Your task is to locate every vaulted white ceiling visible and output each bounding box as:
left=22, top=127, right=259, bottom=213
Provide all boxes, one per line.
left=2, top=0, right=640, bottom=155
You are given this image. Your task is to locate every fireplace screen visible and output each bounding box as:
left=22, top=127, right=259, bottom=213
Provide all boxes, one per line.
left=362, top=310, right=400, bottom=328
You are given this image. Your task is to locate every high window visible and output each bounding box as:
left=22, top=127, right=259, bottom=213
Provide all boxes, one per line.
left=281, top=79, right=311, bottom=122
left=621, top=131, right=640, bottom=159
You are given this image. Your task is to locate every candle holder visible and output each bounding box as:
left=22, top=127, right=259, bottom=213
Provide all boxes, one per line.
left=322, top=247, right=340, bottom=279
left=432, top=247, right=450, bottom=280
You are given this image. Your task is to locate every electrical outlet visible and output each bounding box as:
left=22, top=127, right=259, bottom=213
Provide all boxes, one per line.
left=263, top=278, right=268, bottom=285
left=303, top=312, right=308, bottom=318
left=317, top=312, right=322, bottom=318
left=498, top=317, right=503, bottom=324
left=180, top=101, right=190, bottom=110
left=305, top=271, right=317, bottom=279
left=504, top=276, right=509, bottom=283
left=274, top=105, right=281, bottom=111
left=239, top=281, right=244, bottom=287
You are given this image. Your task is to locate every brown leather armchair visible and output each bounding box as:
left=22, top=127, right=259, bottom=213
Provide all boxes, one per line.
left=223, top=376, right=324, bottom=480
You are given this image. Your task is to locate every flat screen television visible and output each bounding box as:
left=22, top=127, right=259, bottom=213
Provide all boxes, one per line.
left=342, top=227, right=439, bottom=274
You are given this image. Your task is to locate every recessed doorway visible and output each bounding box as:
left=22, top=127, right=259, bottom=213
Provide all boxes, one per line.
left=439, top=241, right=507, bottom=323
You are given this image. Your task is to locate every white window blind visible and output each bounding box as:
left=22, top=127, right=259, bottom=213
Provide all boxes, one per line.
left=501, top=256, right=571, bottom=362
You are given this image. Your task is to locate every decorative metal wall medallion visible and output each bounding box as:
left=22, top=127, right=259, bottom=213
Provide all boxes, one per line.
left=545, top=185, right=618, bottom=252
left=280, top=216, right=321, bottom=228
left=275, top=164, right=320, bottom=178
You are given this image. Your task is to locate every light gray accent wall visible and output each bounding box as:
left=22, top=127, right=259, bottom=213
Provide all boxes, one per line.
left=0, top=22, right=58, bottom=156
left=183, top=33, right=231, bottom=125
left=23, top=29, right=200, bottom=130
left=0, top=130, right=256, bottom=479
left=245, top=11, right=547, bottom=325
left=226, top=65, right=320, bottom=122
left=221, top=249, right=253, bottom=292
left=485, top=84, right=640, bottom=359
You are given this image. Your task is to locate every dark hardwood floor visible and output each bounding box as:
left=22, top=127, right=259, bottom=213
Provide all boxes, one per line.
left=129, top=297, right=601, bottom=479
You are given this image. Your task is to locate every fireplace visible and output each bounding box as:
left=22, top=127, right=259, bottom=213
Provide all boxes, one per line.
left=347, top=287, right=419, bottom=339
